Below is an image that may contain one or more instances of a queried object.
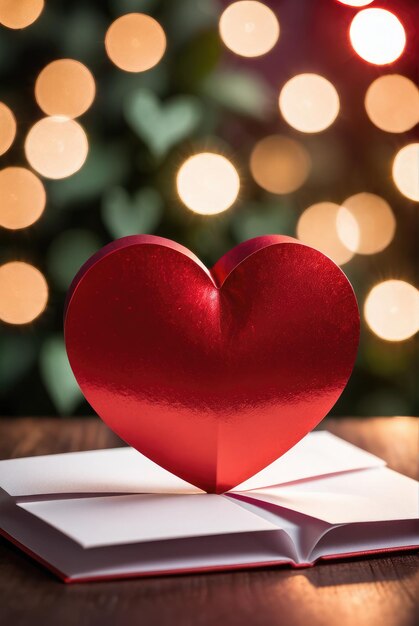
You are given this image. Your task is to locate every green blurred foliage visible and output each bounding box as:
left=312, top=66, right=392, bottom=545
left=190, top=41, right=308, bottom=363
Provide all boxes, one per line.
left=231, top=200, right=296, bottom=242
left=0, top=335, right=38, bottom=391
left=0, top=0, right=417, bottom=418
left=203, top=70, right=274, bottom=120
left=125, top=89, right=203, bottom=158
left=49, top=143, right=129, bottom=207
left=47, top=229, right=102, bottom=291
left=102, top=187, right=163, bottom=237
left=39, top=336, right=82, bottom=415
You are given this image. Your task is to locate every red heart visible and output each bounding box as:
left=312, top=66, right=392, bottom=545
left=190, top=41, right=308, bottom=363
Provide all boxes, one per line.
left=65, top=235, right=359, bottom=493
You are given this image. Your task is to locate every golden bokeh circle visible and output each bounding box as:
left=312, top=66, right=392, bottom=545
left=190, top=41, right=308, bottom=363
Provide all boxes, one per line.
left=250, top=135, right=311, bottom=194
left=365, top=75, right=419, bottom=133
left=177, top=153, right=240, bottom=215
left=364, top=280, right=419, bottom=342
left=392, top=143, right=419, bottom=202
left=0, top=167, right=46, bottom=230
left=219, top=1, right=280, bottom=58
left=297, top=202, right=354, bottom=266
left=0, top=261, right=48, bottom=325
left=25, top=116, right=89, bottom=179
left=35, top=59, right=96, bottom=119
left=337, top=193, right=396, bottom=254
left=105, top=13, right=166, bottom=73
left=349, top=9, right=406, bottom=65
left=0, top=102, right=16, bottom=156
left=279, top=74, right=340, bottom=133
left=0, top=0, right=44, bottom=29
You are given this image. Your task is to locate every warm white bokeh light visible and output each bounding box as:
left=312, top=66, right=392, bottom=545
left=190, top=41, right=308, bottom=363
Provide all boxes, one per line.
left=297, top=202, right=354, bottom=265
left=0, top=167, right=46, bottom=230
left=365, top=75, right=419, bottom=133
left=250, top=135, right=311, bottom=194
left=177, top=153, right=240, bottom=215
left=219, top=1, right=280, bottom=58
left=279, top=74, right=340, bottom=133
left=35, top=59, right=96, bottom=119
left=337, top=193, right=396, bottom=254
left=392, top=144, right=419, bottom=202
left=349, top=9, right=406, bottom=65
left=364, top=280, right=419, bottom=342
left=25, top=116, right=88, bottom=179
left=0, top=261, right=48, bottom=325
left=337, top=1, right=373, bottom=5
left=0, top=102, right=16, bottom=156
left=105, top=13, right=166, bottom=72
left=0, top=0, right=44, bottom=29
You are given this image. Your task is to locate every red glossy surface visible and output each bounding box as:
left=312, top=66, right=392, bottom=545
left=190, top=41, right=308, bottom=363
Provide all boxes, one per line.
left=65, top=235, right=359, bottom=493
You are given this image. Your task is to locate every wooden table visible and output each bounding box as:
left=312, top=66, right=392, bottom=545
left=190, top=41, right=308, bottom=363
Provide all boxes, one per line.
left=0, top=417, right=417, bottom=626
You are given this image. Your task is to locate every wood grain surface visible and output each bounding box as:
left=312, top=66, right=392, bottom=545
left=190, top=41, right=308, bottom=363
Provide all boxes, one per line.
left=0, top=416, right=417, bottom=626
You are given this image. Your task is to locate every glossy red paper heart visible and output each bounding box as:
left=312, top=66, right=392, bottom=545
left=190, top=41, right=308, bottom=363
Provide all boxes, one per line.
left=65, top=235, right=359, bottom=493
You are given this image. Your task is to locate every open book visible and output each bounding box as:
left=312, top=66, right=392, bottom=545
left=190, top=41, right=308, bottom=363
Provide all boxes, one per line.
left=0, top=432, right=417, bottom=583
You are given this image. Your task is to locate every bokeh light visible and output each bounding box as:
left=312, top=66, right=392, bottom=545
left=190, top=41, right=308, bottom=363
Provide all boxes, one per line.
left=279, top=74, right=339, bottom=133
left=349, top=9, right=406, bottom=65
left=35, top=59, right=96, bottom=119
left=364, top=280, right=419, bottom=342
left=297, top=202, right=354, bottom=265
left=365, top=75, right=419, bottom=133
left=25, top=116, right=88, bottom=179
left=250, top=135, right=311, bottom=194
left=105, top=13, right=166, bottom=73
left=176, top=153, right=240, bottom=215
left=337, top=193, right=396, bottom=254
left=392, top=143, right=419, bottom=202
left=0, top=167, right=46, bottom=230
left=0, top=0, right=44, bottom=29
left=0, top=261, right=48, bottom=325
left=219, top=1, right=280, bottom=58
left=0, top=102, right=16, bottom=156
left=337, top=1, right=373, bottom=5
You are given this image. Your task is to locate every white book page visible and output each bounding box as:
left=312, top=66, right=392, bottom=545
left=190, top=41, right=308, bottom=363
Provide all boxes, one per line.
left=0, top=447, right=201, bottom=497
left=309, top=520, right=419, bottom=563
left=18, top=493, right=281, bottom=548
left=226, top=494, right=330, bottom=563
left=1, top=497, right=296, bottom=579
left=235, top=432, right=385, bottom=491
left=0, top=432, right=386, bottom=499
left=235, top=467, right=419, bottom=524
left=233, top=467, right=419, bottom=561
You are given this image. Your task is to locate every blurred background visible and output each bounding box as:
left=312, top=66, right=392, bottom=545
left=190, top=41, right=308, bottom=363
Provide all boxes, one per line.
left=0, top=0, right=418, bottom=419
